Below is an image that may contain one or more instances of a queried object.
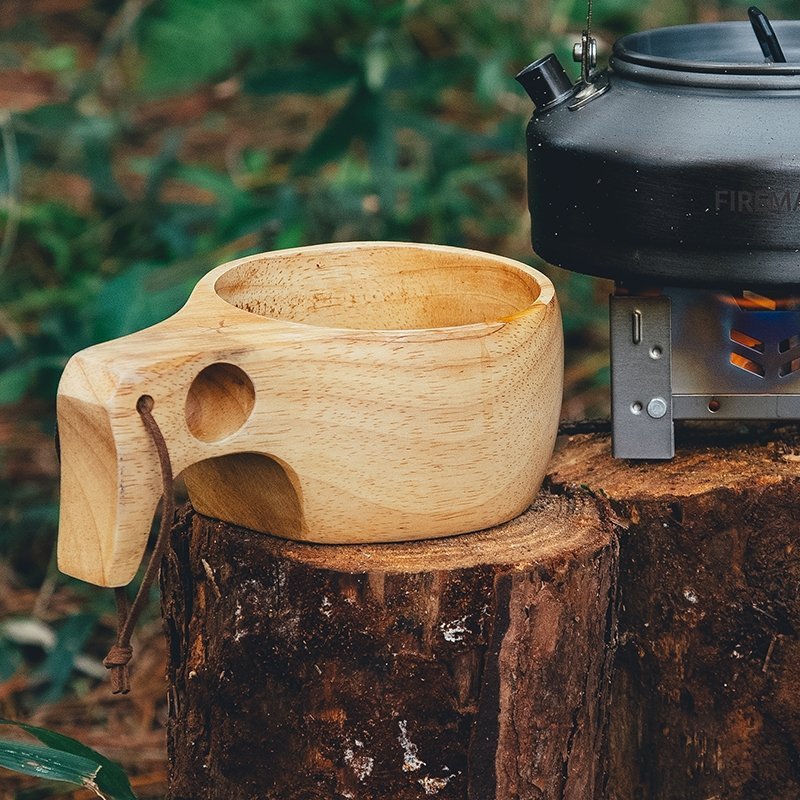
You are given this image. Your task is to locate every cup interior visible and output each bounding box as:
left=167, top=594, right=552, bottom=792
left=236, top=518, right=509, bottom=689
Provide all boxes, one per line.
left=214, top=243, right=544, bottom=331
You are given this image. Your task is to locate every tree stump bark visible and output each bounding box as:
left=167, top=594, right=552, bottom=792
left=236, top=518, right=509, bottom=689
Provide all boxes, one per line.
left=160, top=488, right=618, bottom=800
left=548, top=423, right=800, bottom=799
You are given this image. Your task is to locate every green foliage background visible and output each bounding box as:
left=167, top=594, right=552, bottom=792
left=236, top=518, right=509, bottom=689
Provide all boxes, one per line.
left=0, top=0, right=795, bottom=716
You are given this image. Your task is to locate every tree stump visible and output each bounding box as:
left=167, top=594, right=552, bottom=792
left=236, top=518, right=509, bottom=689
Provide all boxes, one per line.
left=160, top=488, right=617, bottom=800
left=161, top=424, right=800, bottom=799
left=548, top=423, right=800, bottom=799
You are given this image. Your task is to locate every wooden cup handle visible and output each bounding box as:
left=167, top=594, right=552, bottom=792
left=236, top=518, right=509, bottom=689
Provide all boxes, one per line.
left=56, top=309, right=244, bottom=587
left=55, top=259, right=286, bottom=587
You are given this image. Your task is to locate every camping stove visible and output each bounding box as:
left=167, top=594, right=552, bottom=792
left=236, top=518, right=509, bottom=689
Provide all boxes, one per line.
left=517, top=5, right=800, bottom=458
left=609, top=287, right=800, bottom=458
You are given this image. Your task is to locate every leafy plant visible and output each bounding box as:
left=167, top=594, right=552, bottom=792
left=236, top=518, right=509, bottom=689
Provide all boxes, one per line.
left=0, top=719, right=136, bottom=799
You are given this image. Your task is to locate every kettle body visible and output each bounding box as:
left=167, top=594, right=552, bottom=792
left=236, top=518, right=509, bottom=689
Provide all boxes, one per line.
left=524, top=21, right=800, bottom=288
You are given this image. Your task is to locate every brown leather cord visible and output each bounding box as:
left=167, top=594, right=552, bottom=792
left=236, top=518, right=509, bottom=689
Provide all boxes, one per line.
left=103, top=394, right=175, bottom=695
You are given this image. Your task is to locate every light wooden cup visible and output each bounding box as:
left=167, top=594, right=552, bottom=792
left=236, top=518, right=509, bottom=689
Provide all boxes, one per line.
left=57, top=242, right=563, bottom=586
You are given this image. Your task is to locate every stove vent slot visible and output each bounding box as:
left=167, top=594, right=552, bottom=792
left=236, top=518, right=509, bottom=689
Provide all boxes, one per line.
left=779, top=334, right=800, bottom=354
left=730, top=352, right=765, bottom=377
left=735, top=291, right=778, bottom=312
left=730, top=329, right=764, bottom=353
left=779, top=357, right=800, bottom=378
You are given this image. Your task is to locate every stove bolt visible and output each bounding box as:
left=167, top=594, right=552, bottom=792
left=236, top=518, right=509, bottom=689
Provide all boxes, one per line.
left=647, top=397, right=668, bottom=419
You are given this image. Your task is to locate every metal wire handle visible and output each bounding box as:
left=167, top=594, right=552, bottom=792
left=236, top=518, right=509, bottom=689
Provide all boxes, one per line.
left=574, top=0, right=599, bottom=83
left=585, top=0, right=593, bottom=41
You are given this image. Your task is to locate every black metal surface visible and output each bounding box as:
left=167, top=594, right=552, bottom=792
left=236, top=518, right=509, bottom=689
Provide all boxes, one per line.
left=748, top=6, right=787, bottom=63
left=524, top=21, right=800, bottom=288
left=515, top=54, right=575, bottom=111
left=613, top=20, right=800, bottom=77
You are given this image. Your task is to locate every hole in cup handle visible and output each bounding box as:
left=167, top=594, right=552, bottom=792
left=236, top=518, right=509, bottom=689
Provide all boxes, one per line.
left=186, top=363, right=256, bottom=443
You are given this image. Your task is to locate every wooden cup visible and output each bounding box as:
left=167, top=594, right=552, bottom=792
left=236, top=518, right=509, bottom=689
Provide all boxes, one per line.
left=57, top=242, right=563, bottom=586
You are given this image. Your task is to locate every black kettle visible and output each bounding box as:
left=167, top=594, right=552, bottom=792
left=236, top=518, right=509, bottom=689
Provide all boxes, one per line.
left=517, top=13, right=800, bottom=289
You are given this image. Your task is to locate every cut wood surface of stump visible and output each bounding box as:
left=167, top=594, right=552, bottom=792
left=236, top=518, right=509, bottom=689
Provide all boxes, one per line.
left=161, top=488, right=617, bottom=800
left=161, top=424, right=800, bottom=799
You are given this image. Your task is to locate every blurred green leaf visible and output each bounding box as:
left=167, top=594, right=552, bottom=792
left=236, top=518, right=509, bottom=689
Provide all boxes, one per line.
left=0, top=355, right=68, bottom=406
left=0, top=720, right=136, bottom=800
left=29, top=46, right=78, bottom=75
left=245, top=62, right=358, bottom=94
left=0, top=740, right=102, bottom=786
left=292, top=81, right=375, bottom=175
left=35, top=614, right=96, bottom=703
left=475, top=55, right=508, bottom=108
left=0, top=639, right=23, bottom=683
left=0, top=363, right=31, bottom=404
left=91, top=264, right=186, bottom=342
left=140, top=0, right=313, bottom=93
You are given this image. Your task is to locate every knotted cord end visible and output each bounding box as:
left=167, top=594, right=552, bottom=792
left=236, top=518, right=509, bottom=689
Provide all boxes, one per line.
left=103, top=644, right=133, bottom=695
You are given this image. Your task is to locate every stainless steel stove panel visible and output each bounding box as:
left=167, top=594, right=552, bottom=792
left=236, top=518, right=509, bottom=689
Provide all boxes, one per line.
left=610, top=287, right=800, bottom=458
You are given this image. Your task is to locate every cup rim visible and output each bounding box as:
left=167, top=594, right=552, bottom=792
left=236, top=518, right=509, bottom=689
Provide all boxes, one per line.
left=204, top=241, right=555, bottom=336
